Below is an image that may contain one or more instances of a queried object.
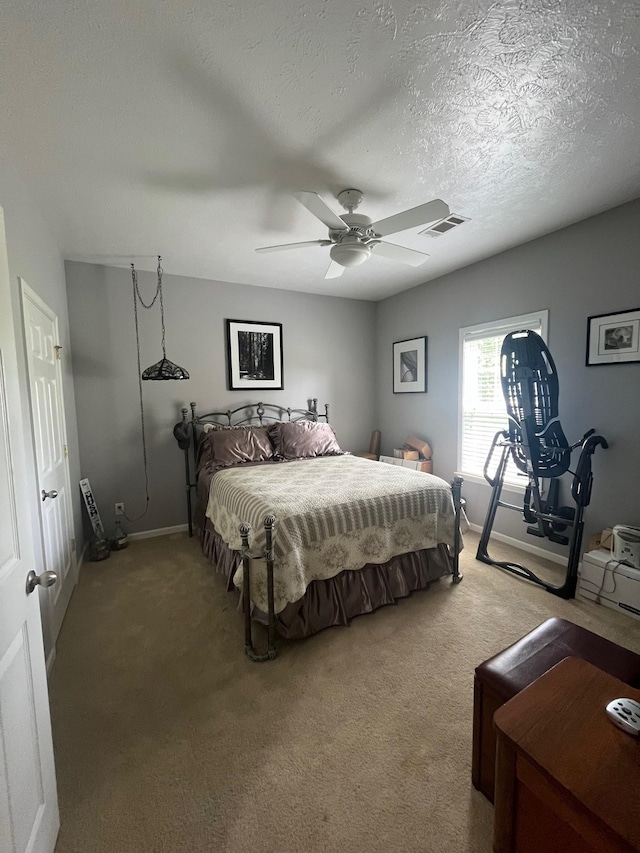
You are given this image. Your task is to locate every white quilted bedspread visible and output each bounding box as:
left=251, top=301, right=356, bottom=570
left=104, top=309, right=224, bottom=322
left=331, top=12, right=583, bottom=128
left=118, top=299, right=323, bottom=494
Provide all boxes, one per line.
left=206, top=455, right=457, bottom=613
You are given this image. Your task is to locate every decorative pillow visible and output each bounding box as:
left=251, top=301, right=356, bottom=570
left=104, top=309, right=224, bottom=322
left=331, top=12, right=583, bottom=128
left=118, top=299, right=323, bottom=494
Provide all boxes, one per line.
left=211, top=426, right=274, bottom=466
left=197, top=424, right=274, bottom=472
left=270, top=421, right=344, bottom=460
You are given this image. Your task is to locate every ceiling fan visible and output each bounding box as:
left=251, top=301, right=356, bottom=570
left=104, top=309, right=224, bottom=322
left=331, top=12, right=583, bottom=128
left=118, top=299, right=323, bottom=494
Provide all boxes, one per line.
left=256, top=189, right=450, bottom=279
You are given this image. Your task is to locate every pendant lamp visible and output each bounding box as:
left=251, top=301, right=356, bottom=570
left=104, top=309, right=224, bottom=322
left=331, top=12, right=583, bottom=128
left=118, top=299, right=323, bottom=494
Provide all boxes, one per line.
left=131, top=257, right=189, bottom=380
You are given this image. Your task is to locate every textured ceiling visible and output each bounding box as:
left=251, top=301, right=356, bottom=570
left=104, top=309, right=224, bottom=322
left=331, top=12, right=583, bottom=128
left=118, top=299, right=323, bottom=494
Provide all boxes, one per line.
left=1, top=0, right=639, bottom=300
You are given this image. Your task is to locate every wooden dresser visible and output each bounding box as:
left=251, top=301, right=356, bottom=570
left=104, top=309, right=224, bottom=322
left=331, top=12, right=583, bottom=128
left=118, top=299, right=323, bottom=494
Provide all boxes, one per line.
left=493, top=657, right=640, bottom=853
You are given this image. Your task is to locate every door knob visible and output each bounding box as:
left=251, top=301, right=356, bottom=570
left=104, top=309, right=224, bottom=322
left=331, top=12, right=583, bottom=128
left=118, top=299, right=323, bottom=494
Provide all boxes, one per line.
left=26, top=570, right=58, bottom=595
left=41, top=489, right=58, bottom=501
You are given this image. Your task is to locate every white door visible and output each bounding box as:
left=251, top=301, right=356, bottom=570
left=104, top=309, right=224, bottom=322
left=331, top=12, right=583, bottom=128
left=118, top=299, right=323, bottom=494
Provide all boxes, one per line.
left=21, top=282, right=77, bottom=643
left=0, top=207, right=59, bottom=852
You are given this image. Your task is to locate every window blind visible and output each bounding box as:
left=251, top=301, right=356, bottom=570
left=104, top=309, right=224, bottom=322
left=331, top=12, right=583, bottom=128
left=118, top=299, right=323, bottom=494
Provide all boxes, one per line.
left=460, top=315, right=545, bottom=486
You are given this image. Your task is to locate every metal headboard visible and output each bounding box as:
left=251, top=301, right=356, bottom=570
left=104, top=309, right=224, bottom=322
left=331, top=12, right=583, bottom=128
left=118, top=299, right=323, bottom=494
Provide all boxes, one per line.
left=176, top=399, right=330, bottom=536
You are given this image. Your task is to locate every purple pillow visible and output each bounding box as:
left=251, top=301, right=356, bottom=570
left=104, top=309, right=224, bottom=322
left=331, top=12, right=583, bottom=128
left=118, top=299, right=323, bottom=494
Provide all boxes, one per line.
left=197, top=425, right=274, bottom=471
left=270, top=421, right=344, bottom=460
left=211, top=426, right=274, bottom=467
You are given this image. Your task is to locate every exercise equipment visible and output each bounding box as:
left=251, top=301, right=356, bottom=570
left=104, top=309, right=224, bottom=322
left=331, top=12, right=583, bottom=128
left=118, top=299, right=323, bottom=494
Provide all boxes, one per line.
left=476, top=329, right=607, bottom=599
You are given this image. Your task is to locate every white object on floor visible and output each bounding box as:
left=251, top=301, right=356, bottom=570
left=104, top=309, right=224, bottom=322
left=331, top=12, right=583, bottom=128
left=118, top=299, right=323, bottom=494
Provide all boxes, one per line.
left=378, top=454, right=432, bottom=473
left=605, top=698, right=640, bottom=736
left=612, top=525, right=640, bottom=569
left=578, top=550, right=640, bottom=621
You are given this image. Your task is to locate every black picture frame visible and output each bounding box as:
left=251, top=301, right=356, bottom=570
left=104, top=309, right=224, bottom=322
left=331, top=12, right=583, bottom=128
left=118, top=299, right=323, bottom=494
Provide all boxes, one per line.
left=586, top=307, right=640, bottom=366
left=393, top=336, right=428, bottom=393
left=226, top=319, right=284, bottom=390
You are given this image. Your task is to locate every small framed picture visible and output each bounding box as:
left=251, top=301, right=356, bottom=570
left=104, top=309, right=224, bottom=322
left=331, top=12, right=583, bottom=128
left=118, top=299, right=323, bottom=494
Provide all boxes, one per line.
left=393, top=336, right=427, bottom=393
left=586, top=308, right=640, bottom=366
left=226, top=319, right=283, bottom=390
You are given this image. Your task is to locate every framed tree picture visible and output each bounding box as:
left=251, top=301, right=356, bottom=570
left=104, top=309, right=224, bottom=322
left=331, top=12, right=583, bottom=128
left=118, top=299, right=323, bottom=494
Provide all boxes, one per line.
left=226, top=319, right=284, bottom=390
left=393, top=336, right=427, bottom=393
left=586, top=307, right=640, bottom=365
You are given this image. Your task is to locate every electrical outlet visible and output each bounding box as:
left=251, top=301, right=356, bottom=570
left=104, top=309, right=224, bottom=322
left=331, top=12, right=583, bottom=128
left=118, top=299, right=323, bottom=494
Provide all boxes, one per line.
left=115, top=502, right=125, bottom=516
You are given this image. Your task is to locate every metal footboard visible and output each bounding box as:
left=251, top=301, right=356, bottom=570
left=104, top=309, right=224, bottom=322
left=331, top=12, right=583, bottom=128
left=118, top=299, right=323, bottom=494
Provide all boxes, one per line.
left=239, top=515, right=277, bottom=662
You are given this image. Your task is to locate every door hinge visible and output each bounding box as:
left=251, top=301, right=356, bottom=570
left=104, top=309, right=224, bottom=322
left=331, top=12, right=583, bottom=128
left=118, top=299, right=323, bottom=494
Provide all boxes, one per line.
left=54, top=345, right=62, bottom=360
left=63, top=444, right=68, bottom=458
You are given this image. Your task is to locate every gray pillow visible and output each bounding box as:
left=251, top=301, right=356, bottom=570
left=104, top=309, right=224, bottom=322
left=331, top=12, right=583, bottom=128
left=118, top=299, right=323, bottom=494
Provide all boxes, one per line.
left=270, top=421, right=344, bottom=460
left=211, top=426, right=275, bottom=466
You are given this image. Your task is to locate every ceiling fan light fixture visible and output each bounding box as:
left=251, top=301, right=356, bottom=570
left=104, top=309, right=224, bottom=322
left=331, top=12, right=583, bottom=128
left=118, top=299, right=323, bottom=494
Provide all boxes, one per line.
left=330, top=240, right=372, bottom=268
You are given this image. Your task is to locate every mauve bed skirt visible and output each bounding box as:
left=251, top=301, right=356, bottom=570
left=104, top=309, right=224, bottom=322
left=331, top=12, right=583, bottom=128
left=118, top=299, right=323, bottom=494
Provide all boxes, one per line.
left=200, top=521, right=454, bottom=640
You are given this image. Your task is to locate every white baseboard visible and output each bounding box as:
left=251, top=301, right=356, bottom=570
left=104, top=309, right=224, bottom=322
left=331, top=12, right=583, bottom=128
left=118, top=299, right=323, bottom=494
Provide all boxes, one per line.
left=128, top=524, right=189, bottom=542
left=468, top=523, right=566, bottom=566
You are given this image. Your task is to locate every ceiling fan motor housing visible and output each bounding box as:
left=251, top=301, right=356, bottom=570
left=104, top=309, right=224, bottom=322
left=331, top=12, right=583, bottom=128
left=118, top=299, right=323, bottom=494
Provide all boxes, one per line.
left=329, top=212, right=376, bottom=267
left=339, top=213, right=372, bottom=232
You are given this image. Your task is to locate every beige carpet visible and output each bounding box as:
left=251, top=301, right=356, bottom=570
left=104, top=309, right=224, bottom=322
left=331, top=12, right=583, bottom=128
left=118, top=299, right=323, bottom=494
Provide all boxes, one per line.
left=50, top=531, right=640, bottom=853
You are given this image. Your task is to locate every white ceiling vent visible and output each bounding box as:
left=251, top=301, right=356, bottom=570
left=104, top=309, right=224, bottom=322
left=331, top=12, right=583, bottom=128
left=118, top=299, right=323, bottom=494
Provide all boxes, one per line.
left=420, top=213, right=469, bottom=237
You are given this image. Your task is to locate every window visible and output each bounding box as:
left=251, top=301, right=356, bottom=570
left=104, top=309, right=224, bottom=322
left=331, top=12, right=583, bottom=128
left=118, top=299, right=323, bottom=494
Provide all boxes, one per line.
left=458, top=310, right=549, bottom=487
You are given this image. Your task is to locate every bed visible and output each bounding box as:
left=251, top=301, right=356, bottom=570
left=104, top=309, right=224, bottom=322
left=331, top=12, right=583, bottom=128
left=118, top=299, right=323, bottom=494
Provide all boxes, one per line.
left=174, top=400, right=463, bottom=660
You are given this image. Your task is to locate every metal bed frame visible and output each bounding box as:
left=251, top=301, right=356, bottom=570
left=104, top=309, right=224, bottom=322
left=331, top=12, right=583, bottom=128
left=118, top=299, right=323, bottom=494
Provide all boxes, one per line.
left=175, top=400, right=464, bottom=661
left=177, top=398, right=329, bottom=538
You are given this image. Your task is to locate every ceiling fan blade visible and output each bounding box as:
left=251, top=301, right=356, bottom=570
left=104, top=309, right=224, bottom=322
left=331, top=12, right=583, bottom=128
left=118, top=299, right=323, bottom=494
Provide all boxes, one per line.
left=371, top=199, right=450, bottom=237
left=293, top=191, right=349, bottom=232
left=325, top=260, right=345, bottom=279
left=372, top=241, right=430, bottom=267
left=256, top=240, right=330, bottom=253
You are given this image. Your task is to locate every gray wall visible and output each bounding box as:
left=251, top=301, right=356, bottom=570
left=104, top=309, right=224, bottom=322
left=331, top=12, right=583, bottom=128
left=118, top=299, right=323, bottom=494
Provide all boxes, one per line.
left=0, top=151, right=83, bottom=658
left=375, top=198, right=640, bottom=549
left=65, top=262, right=376, bottom=535
left=66, top=197, right=640, bottom=556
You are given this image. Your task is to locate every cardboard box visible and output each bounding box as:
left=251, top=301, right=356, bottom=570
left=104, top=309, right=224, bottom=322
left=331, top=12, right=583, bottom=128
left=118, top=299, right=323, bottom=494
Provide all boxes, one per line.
left=380, top=455, right=433, bottom=474
left=600, top=528, right=613, bottom=551
left=587, top=527, right=613, bottom=553
left=403, top=435, right=433, bottom=460
left=394, top=449, right=419, bottom=460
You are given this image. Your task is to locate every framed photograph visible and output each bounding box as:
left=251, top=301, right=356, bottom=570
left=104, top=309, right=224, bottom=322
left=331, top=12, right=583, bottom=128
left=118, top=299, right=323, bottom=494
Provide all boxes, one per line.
left=226, top=319, right=283, bottom=390
left=586, top=308, right=640, bottom=366
left=393, top=336, right=427, bottom=393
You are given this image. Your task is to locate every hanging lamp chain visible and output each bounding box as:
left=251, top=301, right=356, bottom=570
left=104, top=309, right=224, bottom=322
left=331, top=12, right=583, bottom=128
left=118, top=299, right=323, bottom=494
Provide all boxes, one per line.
left=131, top=256, right=167, bottom=358
left=126, top=261, right=151, bottom=522
left=157, top=257, right=167, bottom=359
left=131, top=256, right=161, bottom=309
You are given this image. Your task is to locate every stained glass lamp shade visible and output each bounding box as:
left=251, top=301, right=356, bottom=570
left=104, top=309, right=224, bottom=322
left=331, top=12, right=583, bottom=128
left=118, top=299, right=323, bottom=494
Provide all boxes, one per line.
left=142, top=356, right=189, bottom=381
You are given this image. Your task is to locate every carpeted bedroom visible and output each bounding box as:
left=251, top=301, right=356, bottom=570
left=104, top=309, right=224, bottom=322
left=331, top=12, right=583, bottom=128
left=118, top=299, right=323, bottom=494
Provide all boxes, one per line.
left=48, top=530, right=640, bottom=852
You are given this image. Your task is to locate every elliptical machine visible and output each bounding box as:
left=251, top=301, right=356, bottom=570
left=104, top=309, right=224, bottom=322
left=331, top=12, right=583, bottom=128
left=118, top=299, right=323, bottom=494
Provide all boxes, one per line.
left=476, top=329, right=607, bottom=599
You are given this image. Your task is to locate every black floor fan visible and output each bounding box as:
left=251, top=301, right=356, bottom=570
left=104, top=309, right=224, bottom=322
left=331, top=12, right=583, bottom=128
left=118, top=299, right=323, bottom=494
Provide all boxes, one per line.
left=476, top=329, right=607, bottom=599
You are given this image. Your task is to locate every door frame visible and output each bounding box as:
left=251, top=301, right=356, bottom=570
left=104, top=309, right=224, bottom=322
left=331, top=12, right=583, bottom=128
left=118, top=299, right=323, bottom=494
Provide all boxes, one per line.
left=20, top=279, right=78, bottom=654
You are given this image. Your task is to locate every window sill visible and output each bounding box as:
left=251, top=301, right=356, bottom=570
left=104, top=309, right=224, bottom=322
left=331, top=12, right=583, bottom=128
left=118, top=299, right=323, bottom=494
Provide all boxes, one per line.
left=455, top=471, right=528, bottom=495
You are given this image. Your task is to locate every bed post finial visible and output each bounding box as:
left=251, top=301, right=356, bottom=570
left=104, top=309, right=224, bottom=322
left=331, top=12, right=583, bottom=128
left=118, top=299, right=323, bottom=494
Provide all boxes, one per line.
left=181, top=407, right=188, bottom=423
left=324, top=402, right=330, bottom=423
left=190, top=402, right=196, bottom=421
left=239, top=522, right=251, bottom=548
